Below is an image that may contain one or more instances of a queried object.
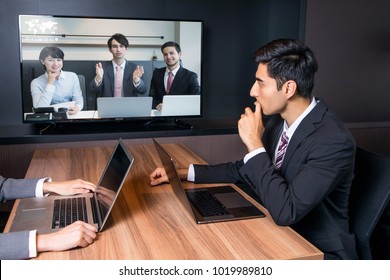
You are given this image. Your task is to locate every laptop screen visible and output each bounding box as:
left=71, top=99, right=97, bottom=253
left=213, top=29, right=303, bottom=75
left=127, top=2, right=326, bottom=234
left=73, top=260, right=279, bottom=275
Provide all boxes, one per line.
left=95, top=140, right=134, bottom=228
left=152, top=139, right=196, bottom=219
left=97, top=97, right=153, bottom=118
left=160, top=95, right=201, bottom=116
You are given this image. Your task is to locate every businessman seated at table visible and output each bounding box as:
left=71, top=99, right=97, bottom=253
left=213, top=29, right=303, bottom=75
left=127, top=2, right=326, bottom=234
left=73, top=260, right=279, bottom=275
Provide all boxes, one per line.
left=0, top=175, right=97, bottom=260
left=150, top=38, right=358, bottom=260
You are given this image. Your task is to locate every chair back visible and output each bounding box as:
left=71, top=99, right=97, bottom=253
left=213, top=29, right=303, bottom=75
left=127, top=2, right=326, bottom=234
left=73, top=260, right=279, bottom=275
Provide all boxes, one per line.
left=77, top=74, right=87, bottom=110
left=349, top=147, right=390, bottom=259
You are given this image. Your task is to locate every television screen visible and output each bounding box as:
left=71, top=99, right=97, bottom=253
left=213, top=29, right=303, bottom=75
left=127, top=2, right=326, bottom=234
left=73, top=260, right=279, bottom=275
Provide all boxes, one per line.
left=19, top=15, right=203, bottom=126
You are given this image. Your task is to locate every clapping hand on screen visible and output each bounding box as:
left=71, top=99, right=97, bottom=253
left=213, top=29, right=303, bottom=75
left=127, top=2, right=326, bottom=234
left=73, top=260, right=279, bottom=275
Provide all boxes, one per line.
left=133, top=65, right=144, bottom=84
left=95, top=63, right=104, bottom=84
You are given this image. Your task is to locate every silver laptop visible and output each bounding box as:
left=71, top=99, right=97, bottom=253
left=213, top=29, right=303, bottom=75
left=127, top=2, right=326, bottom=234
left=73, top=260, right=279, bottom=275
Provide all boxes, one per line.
left=97, top=97, right=152, bottom=118
left=153, top=139, right=265, bottom=224
left=160, top=95, right=200, bottom=116
left=8, top=139, right=134, bottom=234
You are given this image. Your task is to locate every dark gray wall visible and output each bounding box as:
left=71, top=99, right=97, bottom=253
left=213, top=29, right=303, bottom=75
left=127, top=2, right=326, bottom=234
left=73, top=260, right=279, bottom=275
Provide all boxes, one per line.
left=305, top=0, right=390, bottom=123
left=0, top=0, right=304, bottom=126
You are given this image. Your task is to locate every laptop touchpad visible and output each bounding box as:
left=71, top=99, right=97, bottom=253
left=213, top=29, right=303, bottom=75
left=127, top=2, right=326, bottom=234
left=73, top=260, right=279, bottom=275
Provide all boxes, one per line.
left=18, top=208, right=47, bottom=223
left=214, top=193, right=252, bottom=208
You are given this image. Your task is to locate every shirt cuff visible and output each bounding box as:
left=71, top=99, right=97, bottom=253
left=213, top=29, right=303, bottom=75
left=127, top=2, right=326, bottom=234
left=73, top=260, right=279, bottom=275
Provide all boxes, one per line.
left=95, top=79, right=102, bottom=86
left=45, top=84, right=56, bottom=92
left=36, top=177, right=52, bottom=197
left=243, top=147, right=266, bottom=163
left=187, top=164, right=195, bottom=182
left=29, top=230, right=38, bottom=258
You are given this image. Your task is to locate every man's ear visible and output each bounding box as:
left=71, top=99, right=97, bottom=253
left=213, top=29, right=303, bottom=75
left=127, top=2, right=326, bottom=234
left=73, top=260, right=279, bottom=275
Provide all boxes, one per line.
left=284, top=80, right=297, bottom=99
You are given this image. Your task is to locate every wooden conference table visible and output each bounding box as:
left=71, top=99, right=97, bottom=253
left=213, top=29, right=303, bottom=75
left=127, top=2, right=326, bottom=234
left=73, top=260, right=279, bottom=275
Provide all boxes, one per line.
left=5, top=142, right=323, bottom=260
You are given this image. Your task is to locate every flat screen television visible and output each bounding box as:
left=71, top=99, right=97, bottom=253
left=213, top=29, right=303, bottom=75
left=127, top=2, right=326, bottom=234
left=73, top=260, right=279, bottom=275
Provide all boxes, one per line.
left=18, top=15, right=203, bottom=132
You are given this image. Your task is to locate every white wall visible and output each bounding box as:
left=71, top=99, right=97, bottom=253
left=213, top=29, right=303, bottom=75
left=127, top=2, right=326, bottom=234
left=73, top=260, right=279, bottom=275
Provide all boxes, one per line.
left=20, top=15, right=202, bottom=78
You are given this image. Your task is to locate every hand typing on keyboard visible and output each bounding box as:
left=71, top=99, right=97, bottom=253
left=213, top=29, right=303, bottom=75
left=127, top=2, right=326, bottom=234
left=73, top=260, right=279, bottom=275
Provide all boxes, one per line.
left=43, top=179, right=96, bottom=195
left=41, top=179, right=98, bottom=253
left=40, top=179, right=98, bottom=254
left=0, top=175, right=98, bottom=260
left=36, top=221, right=98, bottom=253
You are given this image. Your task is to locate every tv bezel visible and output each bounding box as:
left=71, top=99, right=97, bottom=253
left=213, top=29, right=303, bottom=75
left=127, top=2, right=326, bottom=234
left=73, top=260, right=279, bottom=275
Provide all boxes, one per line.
left=18, top=14, right=203, bottom=127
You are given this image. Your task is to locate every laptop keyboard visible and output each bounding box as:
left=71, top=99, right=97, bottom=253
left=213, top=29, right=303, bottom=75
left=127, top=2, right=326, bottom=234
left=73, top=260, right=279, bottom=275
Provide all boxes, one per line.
left=52, top=197, right=88, bottom=229
left=186, top=190, right=230, bottom=217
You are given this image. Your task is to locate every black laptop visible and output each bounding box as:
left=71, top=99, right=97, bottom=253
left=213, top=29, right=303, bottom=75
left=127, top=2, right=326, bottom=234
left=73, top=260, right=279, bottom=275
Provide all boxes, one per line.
left=153, top=139, right=265, bottom=224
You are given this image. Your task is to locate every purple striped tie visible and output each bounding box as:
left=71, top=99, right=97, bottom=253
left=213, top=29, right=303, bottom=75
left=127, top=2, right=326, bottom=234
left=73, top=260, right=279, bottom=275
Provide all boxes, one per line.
left=275, top=131, right=289, bottom=172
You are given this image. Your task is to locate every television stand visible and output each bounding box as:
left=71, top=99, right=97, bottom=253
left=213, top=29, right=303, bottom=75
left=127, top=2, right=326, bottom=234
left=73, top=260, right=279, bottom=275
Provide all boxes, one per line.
left=143, top=118, right=193, bottom=129
left=39, top=122, right=58, bottom=135
left=34, top=118, right=194, bottom=135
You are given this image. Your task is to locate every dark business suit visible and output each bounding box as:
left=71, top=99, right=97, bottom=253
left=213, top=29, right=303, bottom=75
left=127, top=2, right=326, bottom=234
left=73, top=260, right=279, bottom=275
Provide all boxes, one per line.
left=89, top=60, right=147, bottom=97
left=193, top=99, right=358, bottom=260
left=149, top=67, right=200, bottom=108
left=0, top=176, right=41, bottom=260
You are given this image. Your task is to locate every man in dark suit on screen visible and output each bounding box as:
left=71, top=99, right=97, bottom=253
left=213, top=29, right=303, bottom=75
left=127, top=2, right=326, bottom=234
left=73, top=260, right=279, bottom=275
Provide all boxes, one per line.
left=150, top=39, right=358, bottom=260
left=89, top=33, right=147, bottom=98
left=149, top=41, right=200, bottom=110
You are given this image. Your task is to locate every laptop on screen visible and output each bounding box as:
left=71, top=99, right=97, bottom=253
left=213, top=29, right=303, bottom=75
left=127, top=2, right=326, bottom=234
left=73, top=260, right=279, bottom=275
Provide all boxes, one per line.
left=153, top=139, right=265, bottom=224
left=159, top=95, right=200, bottom=116
left=97, top=97, right=152, bottom=118
left=8, top=138, right=134, bottom=234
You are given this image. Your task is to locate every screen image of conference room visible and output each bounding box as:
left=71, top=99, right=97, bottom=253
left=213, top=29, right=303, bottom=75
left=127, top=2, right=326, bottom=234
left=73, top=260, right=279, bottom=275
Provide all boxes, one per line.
left=19, top=15, right=202, bottom=122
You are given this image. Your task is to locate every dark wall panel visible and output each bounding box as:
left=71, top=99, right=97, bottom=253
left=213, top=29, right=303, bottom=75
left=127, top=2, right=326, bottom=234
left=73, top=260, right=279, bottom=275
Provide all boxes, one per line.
left=305, top=0, right=390, bottom=123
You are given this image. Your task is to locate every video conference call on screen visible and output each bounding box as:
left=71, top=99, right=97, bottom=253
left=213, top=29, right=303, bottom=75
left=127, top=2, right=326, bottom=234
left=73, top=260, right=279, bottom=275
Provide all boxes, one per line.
left=19, top=15, right=203, bottom=124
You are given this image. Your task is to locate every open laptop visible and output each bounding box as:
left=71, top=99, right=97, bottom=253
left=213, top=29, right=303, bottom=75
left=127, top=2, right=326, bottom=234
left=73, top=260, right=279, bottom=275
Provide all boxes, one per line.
left=159, top=95, right=201, bottom=116
left=97, top=96, right=152, bottom=118
left=8, top=138, right=134, bottom=234
left=153, top=139, right=265, bottom=224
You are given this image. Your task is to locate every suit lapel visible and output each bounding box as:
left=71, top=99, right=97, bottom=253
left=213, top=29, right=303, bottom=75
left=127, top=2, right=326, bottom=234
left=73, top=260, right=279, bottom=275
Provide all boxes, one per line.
left=263, top=115, right=283, bottom=160
left=106, top=62, right=115, bottom=94
left=169, top=67, right=183, bottom=92
left=281, top=99, right=327, bottom=171
left=123, top=61, right=133, bottom=82
left=157, top=68, right=167, bottom=93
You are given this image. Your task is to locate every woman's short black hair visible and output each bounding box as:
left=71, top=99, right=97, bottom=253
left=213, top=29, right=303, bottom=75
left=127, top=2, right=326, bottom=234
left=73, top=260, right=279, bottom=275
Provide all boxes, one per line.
left=39, top=46, right=64, bottom=61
